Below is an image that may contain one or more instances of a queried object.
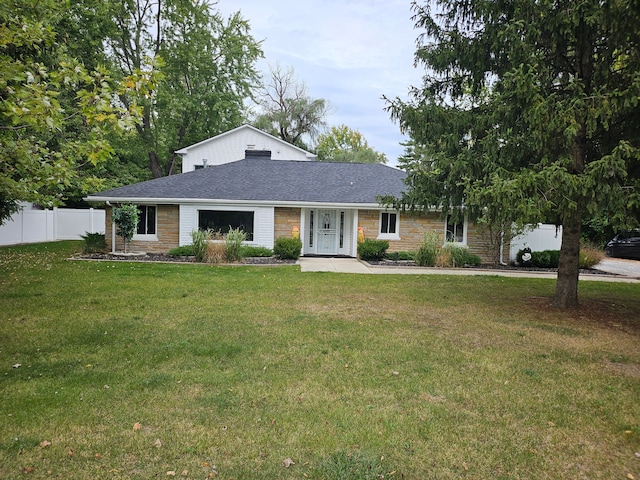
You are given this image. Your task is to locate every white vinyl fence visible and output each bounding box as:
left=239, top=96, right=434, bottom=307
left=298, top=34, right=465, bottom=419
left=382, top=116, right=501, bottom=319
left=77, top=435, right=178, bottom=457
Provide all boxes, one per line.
left=510, top=223, right=563, bottom=262
left=0, top=203, right=105, bottom=246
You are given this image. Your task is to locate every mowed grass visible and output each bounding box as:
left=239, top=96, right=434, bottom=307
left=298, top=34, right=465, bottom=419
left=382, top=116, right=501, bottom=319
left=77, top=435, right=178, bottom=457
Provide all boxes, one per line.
left=0, top=241, right=639, bottom=479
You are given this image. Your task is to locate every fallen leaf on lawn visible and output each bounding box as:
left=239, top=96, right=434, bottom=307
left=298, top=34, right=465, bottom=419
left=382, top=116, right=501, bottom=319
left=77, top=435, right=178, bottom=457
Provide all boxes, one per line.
left=67, top=447, right=74, bottom=457
left=40, top=440, right=51, bottom=448
left=166, top=471, right=176, bottom=476
left=282, top=458, right=295, bottom=468
left=181, top=469, right=188, bottom=476
left=22, top=466, right=35, bottom=473
left=154, top=438, right=162, bottom=448
left=133, top=422, right=142, bottom=431
left=627, top=474, right=635, bottom=480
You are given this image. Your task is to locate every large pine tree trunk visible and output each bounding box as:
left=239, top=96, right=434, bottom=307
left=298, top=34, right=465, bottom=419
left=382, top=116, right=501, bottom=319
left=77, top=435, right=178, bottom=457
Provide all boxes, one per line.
left=553, top=211, right=581, bottom=308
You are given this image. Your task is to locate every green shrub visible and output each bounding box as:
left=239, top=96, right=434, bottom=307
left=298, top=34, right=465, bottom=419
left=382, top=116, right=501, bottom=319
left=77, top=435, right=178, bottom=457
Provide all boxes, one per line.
left=442, top=243, right=482, bottom=267
left=168, top=245, right=195, bottom=256
left=530, top=250, right=561, bottom=268
left=519, top=245, right=603, bottom=269
left=191, top=229, right=212, bottom=262
left=241, top=246, right=273, bottom=257
left=224, top=227, right=246, bottom=262
left=80, top=232, right=106, bottom=253
left=414, top=232, right=440, bottom=266
left=274, top=237, right=302, bottom=260
left=357, top=239, right=389, bottom=261
left=386, top=251, right=414, bottom=261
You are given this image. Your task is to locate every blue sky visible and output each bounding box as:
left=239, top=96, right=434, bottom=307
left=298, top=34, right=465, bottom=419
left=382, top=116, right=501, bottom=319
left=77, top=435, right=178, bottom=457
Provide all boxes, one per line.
left=217, top=0, right=424, bottom=165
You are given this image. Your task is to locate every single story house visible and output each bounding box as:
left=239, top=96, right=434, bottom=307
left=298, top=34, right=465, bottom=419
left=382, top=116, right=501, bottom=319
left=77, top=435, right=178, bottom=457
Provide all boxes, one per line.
left=86, top=150, right=496, bottom=262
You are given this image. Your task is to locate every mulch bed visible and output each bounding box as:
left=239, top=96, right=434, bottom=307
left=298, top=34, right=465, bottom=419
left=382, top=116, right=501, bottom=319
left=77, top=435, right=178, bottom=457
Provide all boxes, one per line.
left=76, top=253, right=297, bottom=265
left=367, top=259, right=616, bottom=275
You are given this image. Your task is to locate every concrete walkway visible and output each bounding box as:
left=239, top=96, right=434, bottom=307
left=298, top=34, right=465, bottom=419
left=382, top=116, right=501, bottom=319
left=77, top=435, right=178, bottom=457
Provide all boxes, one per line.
left=297, top=257, right=640, bottom=283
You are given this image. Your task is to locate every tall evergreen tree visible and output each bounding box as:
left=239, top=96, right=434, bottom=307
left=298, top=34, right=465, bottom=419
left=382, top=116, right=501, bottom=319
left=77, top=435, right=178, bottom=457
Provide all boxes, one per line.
left=387, top=0, right=640, bottom=307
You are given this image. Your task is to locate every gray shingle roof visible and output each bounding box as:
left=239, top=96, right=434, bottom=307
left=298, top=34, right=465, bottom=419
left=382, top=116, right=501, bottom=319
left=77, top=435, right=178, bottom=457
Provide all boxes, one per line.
left=87, top=159, right=406, bottom=205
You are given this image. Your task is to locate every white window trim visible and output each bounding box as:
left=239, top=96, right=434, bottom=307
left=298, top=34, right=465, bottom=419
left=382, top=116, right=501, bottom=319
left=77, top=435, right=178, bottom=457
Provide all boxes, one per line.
left=378, top=211, right=400, bottom=241
left=196, top=206, right=257, bottom=244
left=444, top=215, right=467, bottom=245
left=133, top=205, right=158, bottom=241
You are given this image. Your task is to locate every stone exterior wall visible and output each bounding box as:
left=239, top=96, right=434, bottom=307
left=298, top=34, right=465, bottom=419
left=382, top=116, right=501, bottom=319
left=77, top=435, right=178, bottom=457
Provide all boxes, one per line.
left=357, top=209, right=504, bottom=264
left=465, top=222, right=510, bottom=265
left=105, top=205, right=180, bottom=254
left=274, top=207, right=301, bottom=241
left=358, top=210, right=444, bottom=252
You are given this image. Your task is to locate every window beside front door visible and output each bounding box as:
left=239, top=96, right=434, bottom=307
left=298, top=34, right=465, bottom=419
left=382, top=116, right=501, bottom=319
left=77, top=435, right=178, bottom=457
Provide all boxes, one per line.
left=378, top=212, right=400, bottom=240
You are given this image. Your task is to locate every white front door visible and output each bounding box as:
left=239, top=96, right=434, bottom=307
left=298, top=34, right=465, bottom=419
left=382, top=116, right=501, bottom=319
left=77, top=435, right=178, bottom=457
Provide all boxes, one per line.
left=304, top=209, right=354, bottom=256
left=316, top=209, right=338, bottom=254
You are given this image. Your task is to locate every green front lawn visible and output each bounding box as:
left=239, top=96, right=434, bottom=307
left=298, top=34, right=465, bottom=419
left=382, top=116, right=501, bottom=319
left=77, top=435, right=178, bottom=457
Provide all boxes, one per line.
left=1, top=242, right=639, bottom=479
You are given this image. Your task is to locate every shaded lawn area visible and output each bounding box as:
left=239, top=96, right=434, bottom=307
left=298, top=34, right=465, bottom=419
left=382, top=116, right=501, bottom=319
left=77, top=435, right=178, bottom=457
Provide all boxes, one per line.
left=1, top=241, right=639, bottom=479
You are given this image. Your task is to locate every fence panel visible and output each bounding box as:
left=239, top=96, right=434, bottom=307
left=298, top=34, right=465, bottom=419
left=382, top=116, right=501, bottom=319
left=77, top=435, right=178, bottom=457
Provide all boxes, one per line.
left=0, top=205, right=105, bottom=246
left=510, top=224, right=562, bottom=261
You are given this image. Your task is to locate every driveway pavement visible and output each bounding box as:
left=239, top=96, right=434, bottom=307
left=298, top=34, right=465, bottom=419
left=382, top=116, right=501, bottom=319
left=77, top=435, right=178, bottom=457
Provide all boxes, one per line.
left=298, top=257, right=640, bottom=283
left=594, top=257, right=640, bottom=279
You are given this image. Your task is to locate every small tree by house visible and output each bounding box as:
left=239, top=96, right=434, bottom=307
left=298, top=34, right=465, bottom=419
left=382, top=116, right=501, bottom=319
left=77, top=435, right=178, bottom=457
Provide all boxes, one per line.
left=112, top=205, right=139, bottom=253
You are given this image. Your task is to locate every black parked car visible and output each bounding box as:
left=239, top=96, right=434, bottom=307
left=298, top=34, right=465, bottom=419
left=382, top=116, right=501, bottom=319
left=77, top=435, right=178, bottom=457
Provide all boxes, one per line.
left=604, top=231, right=640, bottom=260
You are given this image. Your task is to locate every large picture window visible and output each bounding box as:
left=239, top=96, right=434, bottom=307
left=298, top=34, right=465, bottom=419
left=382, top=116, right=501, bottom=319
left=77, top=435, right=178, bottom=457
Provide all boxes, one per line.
left=198, top=210, right=254, bottom=241
left=136, top=205, right=156, bottom=235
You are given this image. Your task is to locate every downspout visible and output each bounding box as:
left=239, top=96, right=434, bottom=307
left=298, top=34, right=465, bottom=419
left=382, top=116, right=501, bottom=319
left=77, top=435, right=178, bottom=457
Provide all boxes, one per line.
left=107, top=202, right=115, bottom=254
left=499, top=228, right=508, bottom=266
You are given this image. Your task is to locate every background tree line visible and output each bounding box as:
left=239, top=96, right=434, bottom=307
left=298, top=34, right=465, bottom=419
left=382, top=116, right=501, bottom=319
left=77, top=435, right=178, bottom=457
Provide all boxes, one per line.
left=1, top=0, right=386, bottom=225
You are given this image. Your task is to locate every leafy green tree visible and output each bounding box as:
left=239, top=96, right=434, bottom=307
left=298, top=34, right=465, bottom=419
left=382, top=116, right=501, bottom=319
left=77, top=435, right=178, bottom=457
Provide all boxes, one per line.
left=0, top=0, right=151, bottom=225
left=386, top=0, right=640, bottom=307
left=111, top=204, right=139, bottom=253
left=253, top=64, right=330, bottom=149
left=316, top=125, right=387, bottom=164
left=107, top=0, right=262, bottom=178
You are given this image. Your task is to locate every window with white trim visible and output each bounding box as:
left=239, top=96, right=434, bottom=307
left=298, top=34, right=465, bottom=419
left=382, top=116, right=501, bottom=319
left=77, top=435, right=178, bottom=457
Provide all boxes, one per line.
left=446, top=216, right=465, bottom=243
left=136, top=205, right=157, bottom=236
left=379, top=212, right=400, bottom=239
